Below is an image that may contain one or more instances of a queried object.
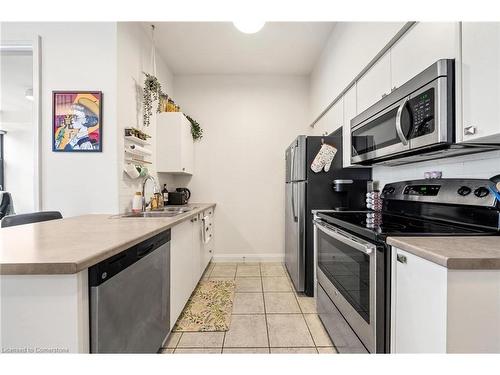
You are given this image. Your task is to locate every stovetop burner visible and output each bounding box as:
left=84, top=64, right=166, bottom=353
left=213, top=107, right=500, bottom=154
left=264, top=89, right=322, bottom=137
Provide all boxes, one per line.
left=317, top=210, right=494, bottom=242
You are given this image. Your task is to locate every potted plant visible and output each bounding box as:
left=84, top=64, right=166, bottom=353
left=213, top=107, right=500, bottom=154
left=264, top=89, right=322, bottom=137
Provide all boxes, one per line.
left=142, top=72, right=166, bottom=127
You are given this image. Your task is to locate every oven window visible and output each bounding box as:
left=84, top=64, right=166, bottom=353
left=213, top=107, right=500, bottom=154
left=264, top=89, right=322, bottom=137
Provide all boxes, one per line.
left=317, top=228, right=371, bottom=323
left=352, top=106, right=400, bottom=156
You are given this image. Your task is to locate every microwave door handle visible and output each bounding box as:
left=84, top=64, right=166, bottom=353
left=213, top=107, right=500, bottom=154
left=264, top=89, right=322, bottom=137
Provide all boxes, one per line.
left=396, top=97, right=410, bottom=146
left=314, top=220, right=374, bottom=255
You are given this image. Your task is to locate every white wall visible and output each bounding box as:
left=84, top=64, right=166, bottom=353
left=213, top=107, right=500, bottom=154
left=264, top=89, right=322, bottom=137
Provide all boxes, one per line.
left=117, top=22, right=177, bottom=213
left=0, top=52, right=35, bottom=213
left=174, top=75, right=309, bottom=260
left=1, top=22, right=119, bottom=217
left=373, top=151, right=500, bottom=187
left=309, top=21, right=500, bottom=188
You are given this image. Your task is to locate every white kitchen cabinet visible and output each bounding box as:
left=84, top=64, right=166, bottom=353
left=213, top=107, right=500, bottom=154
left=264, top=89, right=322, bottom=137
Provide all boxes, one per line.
left=200, top=209, right=214, bottom=275
left=356, top=52, right=391, bottom=114
left=156, top=112, right=194, bottom=175
left=192, top=211, right=212, bottom=282
left=311, top=111, right=327, bottom=136
left=342, top=85, right=359, bottom=168
left=390, top=22, right=460, bottom=89
left=170, top=208, right=215, bottom=328
left=312, top=99, right=343, bottom=137
left=391, top=248, right=447, bottom=353
left=192, top=213, right=204, bottom=285
left=391, top=247, right=500, bottom=353
left=461, top=22, right=500, bottom=143
left=329, top=99, right=344, bottom=135
left=170, top=218, right=195, bottom=328
left=312, top=105, right=332, bottom=136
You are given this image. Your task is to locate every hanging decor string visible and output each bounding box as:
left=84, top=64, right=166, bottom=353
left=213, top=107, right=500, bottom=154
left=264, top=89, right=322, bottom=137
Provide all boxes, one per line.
left=151, top=24, right=157, bottom=76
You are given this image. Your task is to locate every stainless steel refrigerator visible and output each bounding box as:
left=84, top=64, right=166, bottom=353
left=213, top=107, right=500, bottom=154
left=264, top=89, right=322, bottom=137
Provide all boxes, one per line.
left=285, top=130, right=371, bottom=296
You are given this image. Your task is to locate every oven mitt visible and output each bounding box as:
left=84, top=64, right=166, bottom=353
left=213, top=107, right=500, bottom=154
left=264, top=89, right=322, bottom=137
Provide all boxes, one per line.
left=311, top=144, right=337, bottom=173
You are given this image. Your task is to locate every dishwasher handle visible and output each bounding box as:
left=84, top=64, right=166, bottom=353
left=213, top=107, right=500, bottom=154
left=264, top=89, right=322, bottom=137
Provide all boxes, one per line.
left=137, top=243, right=156, bottom=259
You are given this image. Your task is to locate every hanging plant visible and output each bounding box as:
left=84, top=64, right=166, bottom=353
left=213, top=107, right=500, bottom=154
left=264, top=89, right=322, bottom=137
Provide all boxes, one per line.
left=142, top=72, right=166, bottom=127
left=184, top=114, right=204, bottom=141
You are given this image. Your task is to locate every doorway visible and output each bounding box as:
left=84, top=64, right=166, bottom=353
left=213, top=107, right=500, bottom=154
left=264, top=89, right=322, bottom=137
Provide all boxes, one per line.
left=0, top=40, right=41, bottom=215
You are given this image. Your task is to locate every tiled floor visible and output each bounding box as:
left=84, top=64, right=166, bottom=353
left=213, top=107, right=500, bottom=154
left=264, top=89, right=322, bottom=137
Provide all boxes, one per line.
left=161, top=262, right=337, bottom=354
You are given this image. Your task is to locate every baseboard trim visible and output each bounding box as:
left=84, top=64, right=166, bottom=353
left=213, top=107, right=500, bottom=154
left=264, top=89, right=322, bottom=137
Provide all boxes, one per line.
left=212, top=253, right=285, bottom=263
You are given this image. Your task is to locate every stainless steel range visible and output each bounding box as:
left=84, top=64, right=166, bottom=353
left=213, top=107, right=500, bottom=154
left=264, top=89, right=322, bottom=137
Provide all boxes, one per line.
left=314, top=178, right=500, bottom=353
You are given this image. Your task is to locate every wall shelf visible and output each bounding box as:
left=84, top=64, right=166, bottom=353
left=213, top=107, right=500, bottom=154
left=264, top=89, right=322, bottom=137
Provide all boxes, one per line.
left=125, top=157, right=152, bottom=165
left=123, top=129, right=152, bottom=180
left=125, top=135, right=151, bottom=146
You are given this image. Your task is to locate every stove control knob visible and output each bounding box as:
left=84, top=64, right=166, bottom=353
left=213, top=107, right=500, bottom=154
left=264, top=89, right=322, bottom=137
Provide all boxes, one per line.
left=474, top=187, right=490, bottom=198
left=384, top=187, right=395, bottom=194
left=457, top=186, right=472, bottom=196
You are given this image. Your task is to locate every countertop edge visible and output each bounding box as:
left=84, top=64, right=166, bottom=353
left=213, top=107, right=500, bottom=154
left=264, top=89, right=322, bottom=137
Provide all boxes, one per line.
left=387, top=236, right=500, bottom=270
left=0, top=203, right=216, bottom=276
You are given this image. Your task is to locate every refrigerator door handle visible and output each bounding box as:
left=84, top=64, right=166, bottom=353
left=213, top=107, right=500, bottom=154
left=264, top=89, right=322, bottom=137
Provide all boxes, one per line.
left=290, top=144, right=296, bottom=181
left=291, top=183, right=297, bottom=222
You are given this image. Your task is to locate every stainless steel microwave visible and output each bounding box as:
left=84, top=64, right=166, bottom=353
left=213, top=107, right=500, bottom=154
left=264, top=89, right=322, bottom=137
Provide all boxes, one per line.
left=351, top=59, right=454, bottom=165
left=350, top=59, right=499, bottom=166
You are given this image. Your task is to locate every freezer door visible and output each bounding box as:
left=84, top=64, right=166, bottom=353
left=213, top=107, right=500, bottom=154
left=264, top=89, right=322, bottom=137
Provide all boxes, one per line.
left=285, top=136, right=307, bottom=182
left=285, top=181, right=306, bottom=292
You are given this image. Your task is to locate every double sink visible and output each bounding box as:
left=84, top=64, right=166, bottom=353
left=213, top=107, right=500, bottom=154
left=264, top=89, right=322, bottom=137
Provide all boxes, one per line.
left=119, top=206, right=197, bottom=218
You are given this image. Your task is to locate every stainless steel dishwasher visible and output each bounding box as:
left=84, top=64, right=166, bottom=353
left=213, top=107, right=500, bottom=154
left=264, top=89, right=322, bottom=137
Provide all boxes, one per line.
left=89, top=229, right=170, bottom=353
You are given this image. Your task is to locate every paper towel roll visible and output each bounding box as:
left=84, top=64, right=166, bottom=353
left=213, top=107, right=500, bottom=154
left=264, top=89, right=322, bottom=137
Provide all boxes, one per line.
left=128, top=144, right=152, bottom=156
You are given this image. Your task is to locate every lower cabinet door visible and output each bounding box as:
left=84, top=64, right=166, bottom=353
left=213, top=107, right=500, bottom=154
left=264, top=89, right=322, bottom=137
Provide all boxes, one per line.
left=170, top=219, right=194, bottom=328
left=391, top=248, right=448, bottom=353
left=193, top=214, right=205, bottom=282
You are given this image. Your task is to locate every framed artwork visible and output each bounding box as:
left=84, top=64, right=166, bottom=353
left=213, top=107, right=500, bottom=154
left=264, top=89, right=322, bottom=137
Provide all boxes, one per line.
left=52, top=91, right=103, bottom=152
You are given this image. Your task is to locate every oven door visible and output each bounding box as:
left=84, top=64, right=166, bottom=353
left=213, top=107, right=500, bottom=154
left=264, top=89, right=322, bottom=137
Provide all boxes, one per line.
left=314, top=219, right=377, bottom=352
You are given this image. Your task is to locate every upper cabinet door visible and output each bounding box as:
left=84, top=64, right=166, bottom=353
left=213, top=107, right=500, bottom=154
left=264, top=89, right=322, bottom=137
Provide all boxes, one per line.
left=343, top=85, right=357, bottom=168
left=329, top=99, right=344, bottom=135
left=156, top=113, right=194, bottom=174
left=312, top=99, right=343, bottom=136
left=461, top=22, right=500, bottom=143
left=356, top=52, right=391, bottom=114
left=391, top=22, right=460, bottom=89
left=312, top=111, right=328, bottom=136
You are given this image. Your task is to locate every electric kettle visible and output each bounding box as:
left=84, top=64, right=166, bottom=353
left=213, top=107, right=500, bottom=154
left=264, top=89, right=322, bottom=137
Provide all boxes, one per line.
left=167, top=188, right=191, bottom=205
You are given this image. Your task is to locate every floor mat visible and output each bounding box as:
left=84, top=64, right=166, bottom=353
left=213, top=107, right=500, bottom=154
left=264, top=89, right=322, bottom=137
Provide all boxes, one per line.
left=173, top=280, right=236, bottom=332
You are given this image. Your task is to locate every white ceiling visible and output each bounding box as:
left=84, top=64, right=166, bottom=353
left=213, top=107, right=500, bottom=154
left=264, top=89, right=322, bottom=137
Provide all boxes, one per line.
left=146, top=22, right=335, bottom=75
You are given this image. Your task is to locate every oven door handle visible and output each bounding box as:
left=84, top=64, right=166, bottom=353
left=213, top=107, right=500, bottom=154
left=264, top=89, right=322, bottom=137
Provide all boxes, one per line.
left=314, top=220, right=375, bottom=255
left=396, top=97, right=410, bottom=146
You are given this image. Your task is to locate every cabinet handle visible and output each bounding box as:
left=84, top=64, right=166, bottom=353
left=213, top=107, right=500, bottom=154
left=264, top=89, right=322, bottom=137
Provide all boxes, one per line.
left=193, top=217, right=198, bottom=222
left=397, top=254, right=407, bottom=264
left=464, top=126, right=476, bottom=136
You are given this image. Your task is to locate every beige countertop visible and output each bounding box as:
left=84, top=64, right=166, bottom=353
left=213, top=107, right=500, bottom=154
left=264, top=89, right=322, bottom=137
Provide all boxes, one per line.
left=0, top=203, right=215, bottom=275
left=387, top=236, right=500, bottom=270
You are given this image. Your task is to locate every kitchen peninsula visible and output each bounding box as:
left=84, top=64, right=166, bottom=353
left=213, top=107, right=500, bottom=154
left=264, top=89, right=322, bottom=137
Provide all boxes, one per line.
left=0, top=203, right=216, bottom=353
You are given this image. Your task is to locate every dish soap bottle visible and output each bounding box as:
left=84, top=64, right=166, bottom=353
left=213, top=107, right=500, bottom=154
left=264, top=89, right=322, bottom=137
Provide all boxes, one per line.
left=162, top=184, right=169, bottom=206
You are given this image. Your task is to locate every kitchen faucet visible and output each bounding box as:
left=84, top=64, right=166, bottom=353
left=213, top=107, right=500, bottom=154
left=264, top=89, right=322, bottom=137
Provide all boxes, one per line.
left=142, top=175, right=160, bottom=212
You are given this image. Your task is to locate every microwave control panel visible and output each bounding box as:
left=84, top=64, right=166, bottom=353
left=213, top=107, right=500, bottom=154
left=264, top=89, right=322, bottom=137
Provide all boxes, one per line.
left=409, top=88, right=435, bottom=138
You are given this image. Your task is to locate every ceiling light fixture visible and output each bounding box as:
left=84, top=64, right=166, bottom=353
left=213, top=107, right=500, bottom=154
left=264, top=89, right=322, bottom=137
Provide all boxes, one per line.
left=233, top=20, right=265, bottom=34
